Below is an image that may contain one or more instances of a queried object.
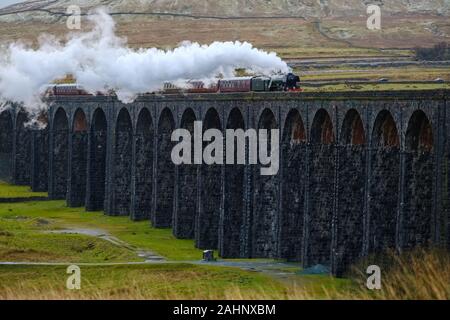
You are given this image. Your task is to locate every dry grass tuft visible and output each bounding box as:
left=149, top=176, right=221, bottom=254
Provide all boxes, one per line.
left=344, top=248, right=450, bottom=300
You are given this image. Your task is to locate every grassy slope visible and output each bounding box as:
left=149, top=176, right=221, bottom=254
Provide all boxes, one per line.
left=0, top=182, right=448, bottom=299
left=279, top=48, right=413, bottom=59
left=1, top=250, right=448, bottom=300
left=300, top=67, right=450, bottom=81
left=0, top=194, right=285, bottom=299
left=0, top=182, right=350, bottom=299
left=0, top=201, right=202, bottom=261
left=0, top=181, right=47, bottom=198
left=303, top=83, right=450, bottom=92
left=0, top=213, right=139, bottom=263
left=1, top=11, right=447, bottom=52
left=0, top=264, right=289, bottom=300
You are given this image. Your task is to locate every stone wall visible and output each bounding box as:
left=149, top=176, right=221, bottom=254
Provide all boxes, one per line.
left=31, top=129, right=48, bottom=192
left=220, top=158, right=245, bottom=258
left=336, top=146, right=365, bottom=275
left=13, top=113, right=31, bottom=185
left=219, top=108, right=246, bottom=258
left=86, top=130, right=107, bottom=211
left=154, top=110, right=175, bottom=227
left=132, top=128, right=153, bottom=221
left=107, top=113, right=133, bottom=216
left=197, top=162, right=221, bottom=249
left=306, top=145, right=335, bottom=266
left=403, top=151, right=433, bottom=248
left=51, top=129, right=68, bottom=199
left=68, top=132, right=87, bottom=207
left=196, top=110, right=223, bottom=250
left=252, top=166, right=279, bottom=258
left=369, top=148, right=399, bottom=253
left=174, top=111, right=197, bottom=239
left=279, top=142, right=306, bottom=261
left=0, top=111, right=13, bottom=182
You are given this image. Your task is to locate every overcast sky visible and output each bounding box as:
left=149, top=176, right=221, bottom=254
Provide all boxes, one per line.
left=0, top=0, right=26, bottom=9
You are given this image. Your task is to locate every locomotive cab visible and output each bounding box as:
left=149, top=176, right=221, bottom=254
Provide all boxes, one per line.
left=266, top=73, right=301, bottom=92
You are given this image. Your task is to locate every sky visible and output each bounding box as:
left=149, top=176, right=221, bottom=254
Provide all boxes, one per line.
left=0, top=0, right=26, bottom=9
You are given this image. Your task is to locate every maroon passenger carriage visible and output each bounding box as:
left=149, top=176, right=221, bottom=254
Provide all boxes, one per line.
left=47, top=73, right=302, bottom=96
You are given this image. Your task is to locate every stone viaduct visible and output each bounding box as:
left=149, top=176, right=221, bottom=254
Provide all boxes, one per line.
left=0, top=90, right=449, bottom=275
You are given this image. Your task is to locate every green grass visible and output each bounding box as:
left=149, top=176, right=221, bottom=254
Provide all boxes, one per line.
left=0, top=201, right=203, bottom=261
left=0, top=180, right=47, bottom=198
left=0, top=190, right=351, bottom=299
left=2, top=185, right=446, bottom=299
left=301, top=70, right=450, bottom=82
left=303, top=83, right=450, bottom=92
left=0, top=264, right=288, bottom=299
left=1, top=250, right=448, bottom=300
left=299, top=66, right=450, bottom=82
left=275, top=47, right=412, bottom=59
left=0, top=212, right=139, bottom=263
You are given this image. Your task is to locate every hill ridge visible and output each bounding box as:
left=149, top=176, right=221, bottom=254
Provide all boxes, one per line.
left=1, top=0, right=449, bottom=19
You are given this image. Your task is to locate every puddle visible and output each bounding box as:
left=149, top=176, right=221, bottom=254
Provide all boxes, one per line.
left=138, top=251, right=165, bottom=262
left=194, top=260, right=301, bottom=280
left=47, top=228, right=105, bottom=237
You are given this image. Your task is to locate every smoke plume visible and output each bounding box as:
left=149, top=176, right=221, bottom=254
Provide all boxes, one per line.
left=0, top=8, right=290, bottom=107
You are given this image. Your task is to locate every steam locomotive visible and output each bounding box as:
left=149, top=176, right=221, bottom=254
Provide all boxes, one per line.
left=48, top=73, right=301, bottom=96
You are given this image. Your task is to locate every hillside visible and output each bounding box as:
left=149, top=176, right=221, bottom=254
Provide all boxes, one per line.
left=0, top=0, right=449, bottom=51
left=1, top=0, right=450, bottom=18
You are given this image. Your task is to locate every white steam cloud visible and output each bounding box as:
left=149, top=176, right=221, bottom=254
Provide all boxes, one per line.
left=0, top=9, right=290, bottom=107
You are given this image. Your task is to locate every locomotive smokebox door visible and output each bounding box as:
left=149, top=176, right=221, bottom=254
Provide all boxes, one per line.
left=203, top=250, right=215, bottom=262
left=286, top=73, right=300, bottom=90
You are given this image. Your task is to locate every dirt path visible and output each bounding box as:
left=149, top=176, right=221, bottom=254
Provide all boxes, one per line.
left=46, top=228, right=165, bottom=262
